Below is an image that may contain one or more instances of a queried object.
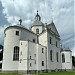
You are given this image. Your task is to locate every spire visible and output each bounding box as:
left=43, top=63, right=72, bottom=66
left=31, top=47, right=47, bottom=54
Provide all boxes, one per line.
left=19, top=18, right=22, bottom=25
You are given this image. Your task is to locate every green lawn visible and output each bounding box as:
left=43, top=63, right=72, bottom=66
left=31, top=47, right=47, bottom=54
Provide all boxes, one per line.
left=0, top=72, right=75, bottom=75
left=0, top=73, right=21, bottom=75
left=34, top=72, right=75, bottom=75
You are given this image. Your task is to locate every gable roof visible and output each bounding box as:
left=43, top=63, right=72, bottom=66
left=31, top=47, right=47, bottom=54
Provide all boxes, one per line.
left=47, top=22, right=60, bottom=37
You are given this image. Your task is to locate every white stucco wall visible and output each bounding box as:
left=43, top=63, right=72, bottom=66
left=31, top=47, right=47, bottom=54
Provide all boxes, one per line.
left=18, top=40, right=47, bottom=71
left=18, top=41, right=28, bottom=70
left=37, top=44, right=47, bottom=70
left=2, top=26, right=37, bottom=71
left=21, top=28, right=37, bottom=43
left=47, top=32, right=61, bottom=70
left=39, top=31, right=47, bottom=46
left=31, top=26, right=44, bottom=34
left=28, top=41, right=47, bottom=70
left=28, top=41, right=37, bottom=70
left=2, top=28, right=21, bottom=71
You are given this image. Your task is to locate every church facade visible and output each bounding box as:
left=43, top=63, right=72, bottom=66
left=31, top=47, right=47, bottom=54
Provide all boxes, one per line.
left=2, top=11, right=72, bottom=73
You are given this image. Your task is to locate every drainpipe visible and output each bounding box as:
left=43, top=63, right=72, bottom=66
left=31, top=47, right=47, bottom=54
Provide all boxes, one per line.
left=27, top=40, right=29, bottom=74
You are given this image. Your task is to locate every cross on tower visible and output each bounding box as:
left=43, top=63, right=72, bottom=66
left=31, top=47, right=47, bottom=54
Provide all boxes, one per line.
left=19, top=18, right=22, bottom=25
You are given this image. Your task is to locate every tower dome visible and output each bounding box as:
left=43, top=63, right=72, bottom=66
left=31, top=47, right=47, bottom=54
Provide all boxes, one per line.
left=31, top=10, right=44, bottom=34
left=35, top=10, right=41, bottom=21
left=32, top=10, right=44, bottom=26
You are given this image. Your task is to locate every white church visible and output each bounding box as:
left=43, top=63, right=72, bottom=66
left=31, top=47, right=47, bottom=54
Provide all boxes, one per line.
left=2, top=11, right=72, bottom=73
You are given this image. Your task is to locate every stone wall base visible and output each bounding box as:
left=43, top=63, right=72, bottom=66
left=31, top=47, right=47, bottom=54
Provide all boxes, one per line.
left=18, top=70, right=48, bottom=74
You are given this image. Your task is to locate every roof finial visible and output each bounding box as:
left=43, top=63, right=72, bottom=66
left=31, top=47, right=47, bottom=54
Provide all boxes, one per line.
left=37, top=10, right=38, bottom=15
left=19, top=17, right=22, bottom=25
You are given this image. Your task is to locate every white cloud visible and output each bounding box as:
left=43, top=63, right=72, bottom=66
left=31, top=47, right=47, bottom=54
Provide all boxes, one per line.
left=0, top=0, right=74, bottom=54
left=0, top=25, right=9, bottom=45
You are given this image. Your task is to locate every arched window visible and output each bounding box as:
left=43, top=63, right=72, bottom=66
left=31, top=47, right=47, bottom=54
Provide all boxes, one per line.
left=62, top=53, right=65, bottom=63
left=56, top=41, right=57, bottom=47
left=36, top=28, right=39, bottom=34
left=56, top=52, right=58, bottom=62
left=50, top=50, right=52, bottom=61
left=50, top=37, right=52, bottom=44
left=13, top=46, right=19, bottom=61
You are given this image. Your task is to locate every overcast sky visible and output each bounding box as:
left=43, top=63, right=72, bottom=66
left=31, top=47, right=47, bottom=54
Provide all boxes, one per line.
left=0, top=0, right=75, bottom=55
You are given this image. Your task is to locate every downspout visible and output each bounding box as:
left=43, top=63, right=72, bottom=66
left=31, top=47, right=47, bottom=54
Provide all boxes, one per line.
left=46, top=29, right=48, bottom=71
left=37, top=35, right=39, bottom=43
left=46, top=47, right=47, bottom=72
left=27, top=40, right=29, bottom=74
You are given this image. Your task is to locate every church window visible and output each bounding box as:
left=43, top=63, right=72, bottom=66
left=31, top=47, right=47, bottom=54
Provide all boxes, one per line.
left=56, top=52, right=58, bottom=62
left=50, top=50, right=52, bottom=61
left=16, top=31, right=19, bottom=36
left=30, top=63, right=32, bottom=67
left=30, top=56, right=31, bottom=59
left=50, top=37, right=52, bottom=44
left=36, top=28, right=39, bottom=34
left=13, top=46, right=19, bottom=61
left=33, top=38, right=36, bottom=42
left=42, top=48, right=44, bottom=53
left=56, top=41, right=57, bottom=47
left=62, top=53, right=65, bottom=63
left=42, top=61, right=44, bottom=66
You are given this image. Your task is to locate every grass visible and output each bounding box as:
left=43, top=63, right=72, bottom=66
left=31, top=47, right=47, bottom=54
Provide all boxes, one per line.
left=0, top=72, right=74, bottom=75
left=0, top=73, right=22, bottom=75
left=33, top=72, right=75, bottom=75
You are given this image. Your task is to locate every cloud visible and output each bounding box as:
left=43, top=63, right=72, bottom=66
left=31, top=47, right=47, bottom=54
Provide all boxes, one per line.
left=0, top=0, right=74, bottom=53
left=0, top=25, right=9, bottom=45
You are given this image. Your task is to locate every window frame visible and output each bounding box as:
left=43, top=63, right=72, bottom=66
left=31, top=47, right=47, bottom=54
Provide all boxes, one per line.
left=42, top=61, right=44, bottom=66
left=36, top=28, right=39, bottom=34
left=50, top=37, right=52, bottom=44
left=50, top=50, right=53, bottom=61
left=62, top=53, right=65, bottom=63
left=30, top=63, right=32, bottom=67
left=42, top=48, right=44, bottom=53
left=13, top=46, right=19, bottom=61
left=56, top=41, right=57, bottom=47
left=56, top=52, right=58, bottom=62
left=16, top=31, right=19, bottom=36
left=30, top=56, right=31, bottom=59
left=33, top=38, right=36, bottom=42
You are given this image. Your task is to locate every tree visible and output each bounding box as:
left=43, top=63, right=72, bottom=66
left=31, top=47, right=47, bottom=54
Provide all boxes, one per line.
left=0, top=44, right=3, bottom=61
left=0, top=45, right=3, bottom=49
left=72, top=56, right=75, bottom=67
